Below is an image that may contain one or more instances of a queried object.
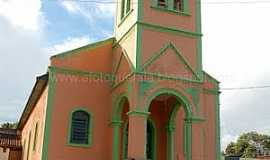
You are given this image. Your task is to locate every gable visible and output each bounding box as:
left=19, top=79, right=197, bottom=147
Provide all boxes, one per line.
left=50, top=38, right=114, bottom=73
left=113, top=50, right=135, bottom=84
left=142, top=43, right=200, bottom=81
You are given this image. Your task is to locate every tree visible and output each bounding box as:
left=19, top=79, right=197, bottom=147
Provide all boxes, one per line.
left=225, top=142, right=236, bottom=156
left=225, top=131, right=270, bottom=158
left=0, top=122, right=18, bottom=129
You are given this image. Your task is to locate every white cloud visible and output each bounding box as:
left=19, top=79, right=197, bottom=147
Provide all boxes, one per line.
left=46, top=36, right=93, bottom=56
left=0, top=0, right=43, bottom=31
left=60, top=1, right=115, bottom=23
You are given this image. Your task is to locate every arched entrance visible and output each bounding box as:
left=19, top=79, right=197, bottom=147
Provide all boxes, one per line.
left=145, top=89, right=192, bottom=160
left=111, top=95, right=130, bottom=160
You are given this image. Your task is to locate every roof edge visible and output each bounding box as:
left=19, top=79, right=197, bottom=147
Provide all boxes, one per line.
left=50, top=37, right=115, bottom=60
left=203, top=70, right=220, bottom=84
left=17, top=74, right=49, bottom=130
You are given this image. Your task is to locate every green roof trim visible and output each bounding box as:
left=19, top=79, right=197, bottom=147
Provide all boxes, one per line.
left=50, top=37, right=115, bottom=60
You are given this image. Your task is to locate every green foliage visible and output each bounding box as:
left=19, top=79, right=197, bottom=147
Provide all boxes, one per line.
left=0, top=122, right=18, bottom=129
left=225, top=131, right=270, bottom=158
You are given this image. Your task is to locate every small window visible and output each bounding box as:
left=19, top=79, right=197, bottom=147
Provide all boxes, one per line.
left=174, top=0, right=183, bottom=11
left=158, top=0, right=167, bottom=8
left=70, top=110, right=91, bottom=145
left=126, top=0, right=131, bottom=14
left=121, top=0, right=126, bottom=19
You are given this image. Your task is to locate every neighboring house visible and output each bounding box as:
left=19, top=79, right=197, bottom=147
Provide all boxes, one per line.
left=16, top=0, right=221, bottom=160
left=0, top=128, right=22, bottom=160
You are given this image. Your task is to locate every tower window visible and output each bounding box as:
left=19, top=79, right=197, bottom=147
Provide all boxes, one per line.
left=126, top=0, right=131, bottom=14
left=158, top=0, right=167, bottom=8
left=121, top=0, right=126, bottom=19
left=69, top=110, right=92, bottom=145
left=174, top=0, right=183, bottom=11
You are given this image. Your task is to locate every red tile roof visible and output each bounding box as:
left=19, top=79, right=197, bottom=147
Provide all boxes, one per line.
left=0, top=128, right=21, bottom=149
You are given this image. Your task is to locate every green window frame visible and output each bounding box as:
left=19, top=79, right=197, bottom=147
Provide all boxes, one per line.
left=67, top=108, right=93, bottom=148
left=121, top=0, right=126, bottom=19
left=151, top=0, right=190, bottom=15
left=120, top=0, right=133, bottom=21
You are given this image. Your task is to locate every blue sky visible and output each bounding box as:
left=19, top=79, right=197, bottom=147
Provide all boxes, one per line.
left=1, top=0, right=270, bottom=150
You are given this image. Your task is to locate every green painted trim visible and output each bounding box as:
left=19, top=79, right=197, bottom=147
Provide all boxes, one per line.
left=111, top=121, right=123, bottom=160
left=142, top=42, right=201, bottom=81
left=150, top=6, right=191, bottom=16
left=138, top=21, right=202, bottom=37
left=127, top=110, right=150, bottom=117
left=184, top=119, right=192, bottom=160
left=203, top=88, right=220, bottom=95
left=122, top=121, right=129, bottom=159
left=112, top=72, right=134, bottom=89
left=111, top=71, right=204, bottom=91
left=41, top=68, right=56, bottom=160
left=216, top=85, right=221, bottom=160
left=118, top=9, right=134, bottom=27
left=111, top=93, right=130, bottom=160
left=49, top=66, right=114, bottom=81
left=120, top=0, right=126, bottom=19
left=145, top=88, right=192, bottom=117
left=113, top=22, right=137, bottom=48
left=122, top=49, right=136, bottom=71
left=112, top=93, right=129, bottom=122
left=191, top=116, right=206, bottom=122
left=136, top=0, right=144, bottom=73
left=185, top=88, right=200, bottom=114
left=136, top=72, right=203, bottom=83
left=50, top=37, right=115, bottom=60
left=33, top=122, right=38, bottom=151
left=136, top=23, right=143, bottom=71
left=147, top=118, right=157, bottom=160
left=195, top=0, right=203, bottom=78
left=112, top=52, right=123, bottom=75
left=145, top=88, right=193, bottom=160
left=67, top=108, right=93, bottom=148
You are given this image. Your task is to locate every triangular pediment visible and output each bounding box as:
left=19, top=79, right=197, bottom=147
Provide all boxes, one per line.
left=142, top=43, right=200, bottom=81
left=112, top=50, right=135, bottom=83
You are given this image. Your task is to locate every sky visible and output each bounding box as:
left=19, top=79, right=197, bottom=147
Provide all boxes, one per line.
left=0, top=0, right=270, bottom=151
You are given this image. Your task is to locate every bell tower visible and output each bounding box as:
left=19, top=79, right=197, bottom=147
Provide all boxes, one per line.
left=112, top=1, right=220, bottom=160
left=114, top=0, right=203, bottom=79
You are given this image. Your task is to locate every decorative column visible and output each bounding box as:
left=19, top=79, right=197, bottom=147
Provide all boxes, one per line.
left=111, top=121, right=123, bottom=160
left=167, top=123, right=176, bottom=160
left=184, top=118, right=192, bottom=160
left=127, top=110, right=150, bottom=160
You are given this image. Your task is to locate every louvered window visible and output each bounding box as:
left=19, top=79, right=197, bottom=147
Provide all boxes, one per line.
left=70, top=111, right=90, bottom=144
left=158, top=0, right=167, bottom=8
left=174, top=0, right=184, bottom=11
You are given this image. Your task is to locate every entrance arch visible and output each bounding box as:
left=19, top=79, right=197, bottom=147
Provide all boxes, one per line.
left=112, top=94, right=130, bottom=160
left=145, top=89, right=193, bottom=160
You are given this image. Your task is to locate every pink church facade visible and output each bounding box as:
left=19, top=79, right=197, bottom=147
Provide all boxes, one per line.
left=17, top=0, right=221, bottom=160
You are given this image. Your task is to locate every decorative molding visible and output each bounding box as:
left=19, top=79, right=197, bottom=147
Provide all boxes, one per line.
left=41, top=68, right=56, bottom=160
left=138, top=21, right=202, bottom=37
left=203, top=88, right=220, bottom=95
left=127, top=110, right=150, bottom=117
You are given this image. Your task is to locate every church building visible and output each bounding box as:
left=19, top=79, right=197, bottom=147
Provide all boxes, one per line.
left=17, top=0, right=221, bottom=160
